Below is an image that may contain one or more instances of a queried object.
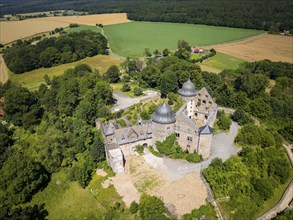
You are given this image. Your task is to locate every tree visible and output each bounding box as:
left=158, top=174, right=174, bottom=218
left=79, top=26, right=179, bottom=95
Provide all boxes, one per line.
left=122, top=83, right=131, bottom=92
left=144, top=48, right=152, bottom=57
left=0, top=152, right=49, bottom=206
left=139, top=65, right=161, bottom=88
left=217, top=111, right=232, bottom=130
left=40, top=47, right=61, bottom=68
left=162, top=48, right=170, bottom=56
left=0, top=204, right=48, bottom=220
left=160, top=71, right=178, bottom=97
left=129, top=201, right=139, bottom=214
left=139, top=194, right=166, bottom=220
left=4, top=86, right=39, bottom=125
left=253, top=178, right=274, bottom=200
left=133, top=87, right=143, bottom=96
left=105, top=65, right=120, bottom=83
left=0, top=124, right=13, bottom=167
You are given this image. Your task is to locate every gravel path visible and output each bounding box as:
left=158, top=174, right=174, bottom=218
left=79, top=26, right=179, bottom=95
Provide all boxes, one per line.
left=111, top=90, right=158, bottom=112
left=144, top=122, right=241, bottom=179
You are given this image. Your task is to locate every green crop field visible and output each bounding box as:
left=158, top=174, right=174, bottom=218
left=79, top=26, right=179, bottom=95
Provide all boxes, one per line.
left=65, top=25, right=101, bottom=34
left=199, top=52, right=244, bottom=73
left=10, top=55, right=122, bottom=91
left=104, top=21, right=264, bottom=57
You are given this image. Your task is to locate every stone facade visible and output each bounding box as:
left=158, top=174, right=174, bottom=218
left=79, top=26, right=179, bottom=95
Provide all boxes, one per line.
left=98, top=79, right=217, bottom=173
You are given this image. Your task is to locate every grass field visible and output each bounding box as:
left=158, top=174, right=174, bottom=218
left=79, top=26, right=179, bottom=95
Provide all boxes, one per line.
left=10, top=55, right=122, bottom=90
left=104, top=21, right=264, bottom=57
left=65, top=25, right=101, bottom=34
left=29, top=166, right=131, bottom=220
left=199, top=52, right=244, bottom=73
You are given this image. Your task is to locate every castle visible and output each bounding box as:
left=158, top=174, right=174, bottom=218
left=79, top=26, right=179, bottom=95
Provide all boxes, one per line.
left=96, top=79, right=217, bottom=173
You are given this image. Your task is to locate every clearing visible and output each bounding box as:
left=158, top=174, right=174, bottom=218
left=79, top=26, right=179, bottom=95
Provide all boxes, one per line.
left=199, top=52, right=245, bottom=73
left=212, top=33, right=293, bottom=63
left=110, top=155, right=207, bottom=217
left=29, top=168, right=131, bottom=220
left=104, top=21, right=263, bottom=57
left=10, top=55, right=122, bottom=90
left=0, top=13, right=130, bottom=44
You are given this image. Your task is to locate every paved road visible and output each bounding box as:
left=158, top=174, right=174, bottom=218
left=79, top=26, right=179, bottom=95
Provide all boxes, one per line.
left=0, top=55, right=9, bottom=84
left=111, top=90, right=159, bottom=112
left=143, top=122, right=240, bottom=180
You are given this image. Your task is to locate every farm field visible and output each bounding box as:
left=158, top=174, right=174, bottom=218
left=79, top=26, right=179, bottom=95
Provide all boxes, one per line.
left=104, top=21, right=263, bottom=57
left=0, top=13, right=130, bottom=44
left=213, top=33, right=293, bottom=63
left=64, top=25, right=101, bottom=34
left=0, top=19, right=68, bottom=44
left=10, top=55, right=122, bottom=91
left=41, top=13, right=130, bottom=26
left=199, top=52, right=244, bottom=73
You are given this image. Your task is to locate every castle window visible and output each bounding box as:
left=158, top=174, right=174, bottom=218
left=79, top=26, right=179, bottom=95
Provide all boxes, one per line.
left=187, top=145, right=190, bottom=148
left=203, top=100, right=206, bottom=104
left=206, top=95, right=208, bottom=98
left=176, top=133, right=180, bottom=137
left=198, top=93, right=201, bottom=96
left=195, top=113, right=198, bottom=116
left=209, top=101, right=212, bottom=104
left=205, top=115, right=208, bottom=119
left=121, top=136, right=125, bottom=140
left=187, top=136, right=193, bottom=141
left=167, top=127, right=170, bottom=130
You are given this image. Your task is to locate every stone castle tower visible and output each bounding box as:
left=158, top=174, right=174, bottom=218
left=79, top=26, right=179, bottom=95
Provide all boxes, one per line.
left=151, top=102, right=176, bottom=145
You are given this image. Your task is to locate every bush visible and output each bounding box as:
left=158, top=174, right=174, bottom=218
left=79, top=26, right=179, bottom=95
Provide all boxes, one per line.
left=122, top=75, right=131, bottom=82
left=135, top=145, right=144, bottom=155
left=231, top=110, right=254, bottom=125
left=117, top=119, right=126, bottom=127
left=121, top=83, right=131, bottom=92
left=133, top=87, right=143, bottom=96
left=217, top=111, right=232, bottom=130
left=186, top=153, right=201, bottom=163
left=130, top=201, right=139, bottom=214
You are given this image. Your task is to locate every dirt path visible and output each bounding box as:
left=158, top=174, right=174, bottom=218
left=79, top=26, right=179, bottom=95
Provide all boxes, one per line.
left=0, top=55, right=9, bottom=84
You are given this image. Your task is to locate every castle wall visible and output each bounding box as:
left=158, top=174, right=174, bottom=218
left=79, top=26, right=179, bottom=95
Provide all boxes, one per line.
left=198, top=134, right=213, bottom=160
left=175, top=130, right=198, bottom=153
left=152, top=121, right=175, bottom=145
left=119, top=138, right=152, bottom=157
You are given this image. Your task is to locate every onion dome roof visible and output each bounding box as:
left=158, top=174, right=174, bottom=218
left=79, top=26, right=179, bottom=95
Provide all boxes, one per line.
left=178, top=78, right=197, bottom=97
left=152, top=102, right=176, bottom=124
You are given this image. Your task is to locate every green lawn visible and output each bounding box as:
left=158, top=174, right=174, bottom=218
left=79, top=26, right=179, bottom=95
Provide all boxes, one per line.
left=29, top=166, right=130, bottom=220
left=200, top=52, right=244, bottom=73
left=104, top=21, right=264, bottom=57
left=10, top=55, right=122, bottom=91
left=65, top=25, right=101, bottom=34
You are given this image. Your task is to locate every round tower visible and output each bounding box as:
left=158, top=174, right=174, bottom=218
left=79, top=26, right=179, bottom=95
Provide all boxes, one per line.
left=151, top=101, right=176, bottom=145
left=178, top=78, right=197, bottom=118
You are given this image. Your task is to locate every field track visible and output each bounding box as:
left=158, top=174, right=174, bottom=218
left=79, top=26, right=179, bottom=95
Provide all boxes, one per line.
left=212, top=33, right=293, bottom=63
left=0, top=55, right=8, bottom=84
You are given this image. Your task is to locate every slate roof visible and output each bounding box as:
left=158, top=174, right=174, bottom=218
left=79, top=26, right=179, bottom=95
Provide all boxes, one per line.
left=178, top=79, right=197, bottom=97
left=199, top=125, right=213, bottom=135
left=152, top=101, right=176, bottom=124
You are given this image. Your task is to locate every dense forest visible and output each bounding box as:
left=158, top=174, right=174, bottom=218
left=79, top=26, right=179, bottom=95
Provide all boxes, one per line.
left=1, top=0, right=292, bottom=32
left=3, top=31, right=108, bottom=74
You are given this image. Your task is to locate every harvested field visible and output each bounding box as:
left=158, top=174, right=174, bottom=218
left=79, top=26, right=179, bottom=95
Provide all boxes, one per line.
left=212, top=33, right=293, bottom=63
left=0, top=19, right=68, bottom=44
left=41, top=13, right=130, bottom=26
left=0, top=13, right=130, bottom=44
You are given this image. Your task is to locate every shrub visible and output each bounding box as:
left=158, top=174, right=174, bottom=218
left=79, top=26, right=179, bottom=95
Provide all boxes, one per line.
left=130, top=201, right=139, bottom=214
left=217, top=111, right=232, bottom=130
left=231, top=110, right=254, bottom=125
left=117, top=119, right=126, bottom=127
left=133, top=87, right=143, bottom=96
left=186, top=153, right=201, bottom=163
left=122, top=83, right=131, bottom=92
left=135, top=145, right=144, bottom=155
